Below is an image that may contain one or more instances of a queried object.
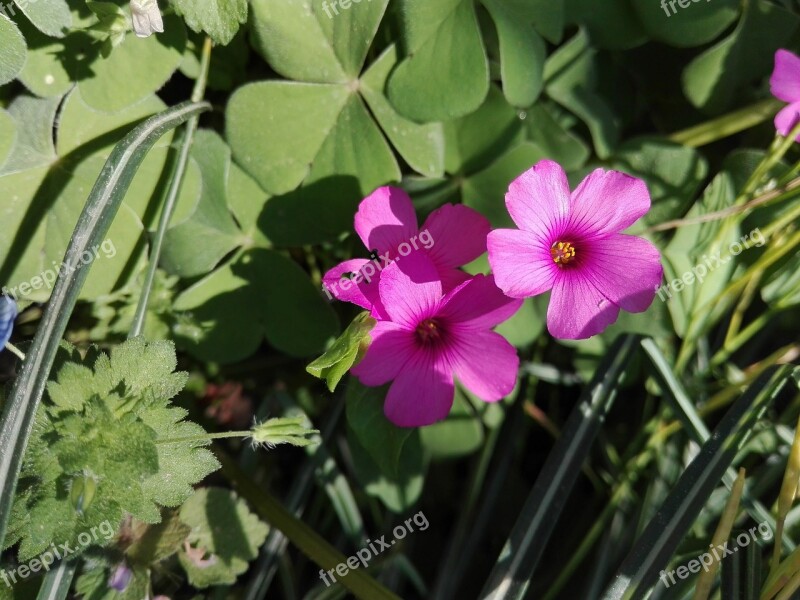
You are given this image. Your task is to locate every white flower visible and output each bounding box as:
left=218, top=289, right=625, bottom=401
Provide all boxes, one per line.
left=130, top=0, right=164, bottom=38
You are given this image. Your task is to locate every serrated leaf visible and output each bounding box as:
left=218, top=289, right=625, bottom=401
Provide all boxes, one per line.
left=140, top=407, right=220, bottom=506
left=171, top=0, right=247, bottom=45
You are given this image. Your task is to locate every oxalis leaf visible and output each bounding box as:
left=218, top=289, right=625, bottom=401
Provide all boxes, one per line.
left=4, top=338, right=218, bottom=562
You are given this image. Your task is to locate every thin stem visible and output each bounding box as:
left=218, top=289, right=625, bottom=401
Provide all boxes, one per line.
left=668, top=98, right=781, bottom=148
left=4, top=342, right=25, bottom=361
left=155, top=430, right=250, bottom=445
left=129, top=36, right=212, bottom=339
left=646, top=176, right=800, bottom=233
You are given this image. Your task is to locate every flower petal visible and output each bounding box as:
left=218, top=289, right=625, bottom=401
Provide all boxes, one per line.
left=351, top=322, right=416, bottom=386
left=439, top=268, right=472, bottom=292
left=546, top=271, right=620, bottom=339
left=354, top=186, right=419, bottom=256
left=422, top=203, right=491, bottom=269
left=771, top=49, right=800, bottom=103
left=775, top=101, right=800, bottom=140
left=568, top=169, right=651, bottom=237
left=322, top=259, right=374, bottom=309
left=579, top=234, right=663, bottom=313
left=378, top=252, right=442, bottom=328
left=384, top=352, right=454, bottom=427
left=505, top=160, right=570, bottom=240
left=449, top=330, right=519, bottom=401
left=439, top=274, right=523, bottom=329
left=487, top=228, right=558, bottom=297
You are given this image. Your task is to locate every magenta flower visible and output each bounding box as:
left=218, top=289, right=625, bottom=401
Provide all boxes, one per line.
left=352, top=252, right=522, bottom=427
left=487, top=160, right=663, bottom=340
left=770, top=49, right=800, bottom=140
left=323, top=186, right=490, bottom=319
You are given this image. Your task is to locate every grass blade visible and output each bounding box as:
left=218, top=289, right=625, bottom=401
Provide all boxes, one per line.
left=601, top=365, right=793, bottom=600
left=479, top=334, right=640, bottom=600
left=36, top=561, right=76, bottom=600
left=0, top=100, right=211, bottom=552
left=641, top=338, right=793, bottom=552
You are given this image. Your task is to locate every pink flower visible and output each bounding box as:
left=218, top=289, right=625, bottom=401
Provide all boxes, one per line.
left=770, top=49, right=800, bottom=141
left=487, top=160, right=663, bottom=340
left=352, top=252, right=522, bottom=427
left=323, top=186, right=490, bottom=319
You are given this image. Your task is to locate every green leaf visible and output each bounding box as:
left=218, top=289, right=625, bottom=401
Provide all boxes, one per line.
left=443, top=85, right=525, bottom=176
left=346, top=380, right=413, bottom=478
left=16, top=22, right=75, bottom=97
left=565, top=0, right=646, bottom=50
left=0, top=100, right=210, bottom=552
left=631, top=0, right=739, bottom=48
left=682, top=1, right=799, bottom=113
left=360, top=45, right=446, bottom=178
left=13, top=0, right=71, bottom=37
left=141, top=407, right=220, bottom=506
left=662, top=173, right=739, bottom=338
left=523, top=103, right=590, bottom=171
left=610, top=137, right=709, bottom=226
left=8, top=338, right=217, bottom=561
left=482, top=0, right=545, bottom=108
left=419, top=389, right=484, bottom=459
left=229, top=84, right=401, bottom=243
left=0, top=109, right=17, bottom=168
left=161, top=130, right=243, bottom=277
left=126, top=510, right=191, bottom=565
left=312, top=0, right=390, bottom=78
left=387, top=0, right=489, bottom=121
left=77, top=15, right=187, bottom=112
left=0, top=15, right=26, bottom=86
left=249, top=0, right=346, bottom=82
left=462, top=142, right=548, bottom=227
left=226, top=81, right=349, bottom=194
left=0, top=94, right=58, bottom=174
left=178, top=487, right=269, bottom=588
left=307, top=312, right=376, bottom=392
left=174, top=249, right=340, bottom=361
left=171, top=0, right=247, bottom=45
left=600, top=366, right=794, bottom=600
left=478, top=335, right=639, bottom=600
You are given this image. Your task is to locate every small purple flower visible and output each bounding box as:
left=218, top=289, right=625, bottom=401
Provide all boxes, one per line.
left=0, top=296, right=17, bottom=350
left=108, top=564, right=133, bottom=592
left=770, top=49, right=800, bottom=140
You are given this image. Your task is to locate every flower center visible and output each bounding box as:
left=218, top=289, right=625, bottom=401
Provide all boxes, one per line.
left=415, top=318, right=443, bottom=346
left=550, top=241, right=577, bottom=266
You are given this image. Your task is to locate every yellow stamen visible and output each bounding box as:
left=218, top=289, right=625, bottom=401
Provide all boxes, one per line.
left=550, top=241, right=577, bottom=266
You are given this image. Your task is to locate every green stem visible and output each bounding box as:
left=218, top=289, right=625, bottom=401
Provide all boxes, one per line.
left=668, top=98, right=781, bottom=148
left=155, top=430, right=250, bottom=445
left=129, top=37, right=212, bottom=339
left=215, top=447, right=402, bottom=600
left=4, top=342, right=25, bottom=361
left=710, top=308, right=784, bottom=368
